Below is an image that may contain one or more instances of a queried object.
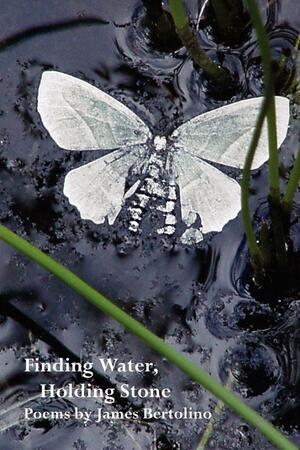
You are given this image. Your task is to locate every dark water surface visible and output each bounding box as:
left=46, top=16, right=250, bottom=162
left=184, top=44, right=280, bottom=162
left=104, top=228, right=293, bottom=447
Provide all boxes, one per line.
left=0, top=1, right=300, bottom=449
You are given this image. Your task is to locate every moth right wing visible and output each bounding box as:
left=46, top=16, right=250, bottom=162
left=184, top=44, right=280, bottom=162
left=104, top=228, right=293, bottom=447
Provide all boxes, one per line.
left=172, top=96, right=289, bottom=169
left=63, top=146, right=146, bottom=225
left=38, top=71, right=151, bottom=151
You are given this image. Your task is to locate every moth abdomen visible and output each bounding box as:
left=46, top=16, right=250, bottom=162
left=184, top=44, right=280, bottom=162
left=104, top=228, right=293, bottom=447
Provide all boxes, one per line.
left=126, top=148, right=177, bottom=236
left=156, top=180, right=178, bottom=236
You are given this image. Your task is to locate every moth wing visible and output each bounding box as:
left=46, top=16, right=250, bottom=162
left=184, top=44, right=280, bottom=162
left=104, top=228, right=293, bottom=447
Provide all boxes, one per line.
left=172, top=96, right=289, bottom=169
left=63, top=146, right=146, bottom=225
left=38, top=71, right=151, bottom=151
left=172, top=150, right=240, bottom=234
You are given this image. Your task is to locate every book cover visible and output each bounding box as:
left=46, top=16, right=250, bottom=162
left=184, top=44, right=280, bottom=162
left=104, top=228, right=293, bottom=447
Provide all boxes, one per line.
left=0, top=1, right=299, bottom=450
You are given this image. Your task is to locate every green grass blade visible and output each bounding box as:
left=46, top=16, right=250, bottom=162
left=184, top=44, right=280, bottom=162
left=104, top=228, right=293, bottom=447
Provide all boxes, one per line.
left=168, top=0, right=188, bottom=29
left=244, top=0, right=279, bottom=199
left=282, top=145, right=300, bottom=215
left=241, top=96, right=269, bottom=273
left=245, top=0, right=287, bottom=269
left=0, top=224, right=298, bottom=450
left=168, top=0, right=233, bottom=86
left=197, top=372, right=234, bottom=450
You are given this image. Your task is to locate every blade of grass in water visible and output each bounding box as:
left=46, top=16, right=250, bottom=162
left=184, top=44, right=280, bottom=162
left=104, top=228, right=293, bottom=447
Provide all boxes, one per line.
left=241, top=95, right=269, bottom=277
left=0, top=224, right=298, bottom=450
left=245, top=0, right=279, bottom=199
left=280, top=34, right=300, bottom=210
left=282, top=145, right=300, bottom=215
left=168, top=0, right=234, bottom=87
left=245, top=0, right=287, bottom=268
left=197, top=372, right=234, bottom=450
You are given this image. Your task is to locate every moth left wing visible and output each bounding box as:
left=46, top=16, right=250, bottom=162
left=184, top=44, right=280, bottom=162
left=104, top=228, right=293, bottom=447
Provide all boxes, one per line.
left=172, top=96, right=289, bottom=169
left=38, top=71, right=151, bottom=151
left=63, top=146, right=146, bottom=225
left=172, top=150, right=241, bottom=234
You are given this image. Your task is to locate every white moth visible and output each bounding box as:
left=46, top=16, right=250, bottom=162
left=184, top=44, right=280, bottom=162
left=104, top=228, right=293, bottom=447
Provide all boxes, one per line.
left=37, top=71, right=290, bottom=244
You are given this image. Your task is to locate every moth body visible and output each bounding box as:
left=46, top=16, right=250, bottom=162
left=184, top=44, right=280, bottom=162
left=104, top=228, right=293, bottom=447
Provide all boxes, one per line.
left=127, top=136, right=177, bottom=236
